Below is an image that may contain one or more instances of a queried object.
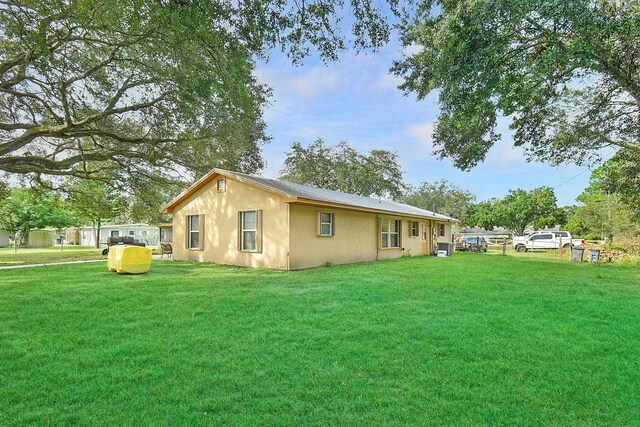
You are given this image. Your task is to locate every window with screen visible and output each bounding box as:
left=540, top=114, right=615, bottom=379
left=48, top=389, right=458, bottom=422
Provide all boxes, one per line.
left=187, top=215, right=200, bottom=249
left=380, top=219, right=401, bottom=248
left=240, top=210, right=261, bottom=252
left=318, top=212, right=334, bottom=236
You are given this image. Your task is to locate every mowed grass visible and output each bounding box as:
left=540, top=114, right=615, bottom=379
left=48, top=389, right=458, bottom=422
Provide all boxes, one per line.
left=1, top=254, right=639, bottom=425
left=0, top=246, right=104, bottom=266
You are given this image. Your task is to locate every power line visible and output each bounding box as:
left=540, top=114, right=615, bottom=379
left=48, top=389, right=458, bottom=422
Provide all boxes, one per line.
left=552, top=147, right=619, bottom=191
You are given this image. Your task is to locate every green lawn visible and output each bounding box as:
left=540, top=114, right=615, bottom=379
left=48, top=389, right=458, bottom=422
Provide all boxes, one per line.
left=1, top=254, right=639, bottom=425
left=0, top=246, right=104, bottom=266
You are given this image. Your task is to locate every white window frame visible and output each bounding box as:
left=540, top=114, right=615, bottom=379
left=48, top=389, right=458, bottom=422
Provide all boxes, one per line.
left=439, top=224, right=445, bottom=237
left=240, top=210, right=258, bottom=252
left=319, top=212, right=334, bottom=237
left=380, top=219, right=401, bottom=248
left=110, top=230, right=119, bottom=237
left=128, top=230, right=135, bottom=236
left=187, top=215, right=201, bottom=250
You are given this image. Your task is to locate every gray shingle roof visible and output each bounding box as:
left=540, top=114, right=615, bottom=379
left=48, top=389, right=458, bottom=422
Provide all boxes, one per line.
left=216, top=169, right=457, bottom=221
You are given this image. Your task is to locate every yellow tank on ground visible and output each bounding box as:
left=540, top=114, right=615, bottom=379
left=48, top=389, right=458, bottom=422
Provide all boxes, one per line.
left=107, top=245, right=152, bottom=274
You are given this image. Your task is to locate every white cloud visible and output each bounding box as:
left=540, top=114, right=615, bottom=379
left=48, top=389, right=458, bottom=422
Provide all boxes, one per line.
left=406, top=122, right=435, bottom=150
left=255, top=63, right=346, bottom=102
left=401, top=43, right=423, bottom=57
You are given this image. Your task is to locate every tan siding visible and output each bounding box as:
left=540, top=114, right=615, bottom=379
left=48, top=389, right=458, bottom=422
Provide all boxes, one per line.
left=436, top=222, right=453, bottom=244
left=288, top=205, right=429, bottom=269
left=172, top=175, right=289, bottom=269
left=170, top=174, right=454, bottom=270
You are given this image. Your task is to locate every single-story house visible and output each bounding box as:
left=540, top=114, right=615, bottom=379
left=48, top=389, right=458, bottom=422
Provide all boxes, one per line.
left=77, top=224, right=160, bottom=247
left=0, top=229, right=10, bottom=247
left=161, top=168, right=458, bottom=270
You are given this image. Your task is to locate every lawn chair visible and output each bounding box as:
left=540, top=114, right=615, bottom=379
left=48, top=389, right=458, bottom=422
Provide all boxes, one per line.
left=160, top=242, right=173, bottom=258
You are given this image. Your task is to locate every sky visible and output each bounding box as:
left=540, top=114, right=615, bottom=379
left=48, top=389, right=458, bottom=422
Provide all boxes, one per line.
left=253, top=33, right=601, bottom=207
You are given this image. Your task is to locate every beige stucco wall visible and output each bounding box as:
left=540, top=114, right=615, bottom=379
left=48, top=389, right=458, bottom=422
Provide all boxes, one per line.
left=435, top=222, right=453, bottom=244
left=172, top=175, right=290, bottom=269
left=288, top=204, right=439, bottom=270
left=170, top=174, right=455, bottom=270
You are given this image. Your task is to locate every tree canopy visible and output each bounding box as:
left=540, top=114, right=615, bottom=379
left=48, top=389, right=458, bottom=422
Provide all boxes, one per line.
left=562, top=154, right=640, bottom=239
left=590, top=149, right=640, bottom=220
left=403, top=180, right=475, bottom=223
left=469, top=187, right=563, bottom=235
left=393, top=0, right=640, bottom=169
left=279, top=139, right=405, bottom=200
left=0, top=0, right=400, bottom=182
left=0, top=187, right=77, bottom=247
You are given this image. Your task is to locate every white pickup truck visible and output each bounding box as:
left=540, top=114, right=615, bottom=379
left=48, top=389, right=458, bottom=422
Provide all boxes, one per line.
left=512, top=231, right=584, bottom=252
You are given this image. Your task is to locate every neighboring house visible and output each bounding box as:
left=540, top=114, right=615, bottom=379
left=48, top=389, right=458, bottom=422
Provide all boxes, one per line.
left=456, top=227, right=513, bottom=239
left=162, top=168, right=457, bottom=270
left=0, top=230, right=9, bottom=247
left=27, top=229, right=56, bottom=248
left=158, top=223, right=173, bottom=243
left=456, top=225, right=564, bottom=240
left=77, top=224, right=160, bottom=247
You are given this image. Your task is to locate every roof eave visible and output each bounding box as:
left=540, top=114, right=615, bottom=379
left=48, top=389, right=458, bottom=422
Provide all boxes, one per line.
left=291, top=198, right=457, bottom=222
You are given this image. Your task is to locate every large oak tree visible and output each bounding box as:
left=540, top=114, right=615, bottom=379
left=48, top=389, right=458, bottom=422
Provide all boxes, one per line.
left=280, top=138, right=406, bottom=200
left=393, top=0, right=640, bottom=169
left=0, top=0, right=399, bottom=181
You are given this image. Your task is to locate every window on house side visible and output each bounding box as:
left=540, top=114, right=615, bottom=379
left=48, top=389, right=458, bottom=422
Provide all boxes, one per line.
left=241, top=211, right=257, bottom=251
left=217, top=178, right=226, bottom=192
left=110, top=231, right=119, bottom=237
left=439, top=224, right=445, bottom=237
left=319, top=212, right=333, bottom=236
left=129, top=231, right=135, bottom=236
left=187, top=215, right=200, bottom=249
left=380, top=219, right=401, bottom=248
left=411, top=221, right=419, bottom=237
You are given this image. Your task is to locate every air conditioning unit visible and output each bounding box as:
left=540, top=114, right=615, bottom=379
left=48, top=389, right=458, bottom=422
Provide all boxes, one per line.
left=437, top=242, right=454, bottom=256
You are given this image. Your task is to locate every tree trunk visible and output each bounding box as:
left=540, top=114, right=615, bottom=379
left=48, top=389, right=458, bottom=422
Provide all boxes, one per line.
left=20, top=227, right=29, bottom=249
left=94, top=218, right=102, bottom=249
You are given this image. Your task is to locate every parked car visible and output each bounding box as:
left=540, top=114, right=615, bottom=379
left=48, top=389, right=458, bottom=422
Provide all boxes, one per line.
left=512, top=231, right=584, bottom=252
left=462, top=236, right=488, bottom=252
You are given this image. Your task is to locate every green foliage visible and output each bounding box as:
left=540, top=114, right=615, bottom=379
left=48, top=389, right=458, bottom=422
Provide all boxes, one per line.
left=0, top=179, right=9, bottom=200
left=563, top=161, right=640, bottom=240
left=120, top=178, right=184, bottom=225
left=394, top=0, right=640, bottom=169
left=591, top=149, right=640, bottom=220
left=0, top=188, right=77, bottom=246
left=469, top=187, right=562, bottom=235
left=468, top=200, right=499, bottom=231
left=280, top=138, right=406, bottom=200
left=64, top=177, right=124, bottom=224
left=0, top=0, right=400, bottom=182
left=403, top=180, right=475, bottom=223
left=0, top=0, right=268, bottom=181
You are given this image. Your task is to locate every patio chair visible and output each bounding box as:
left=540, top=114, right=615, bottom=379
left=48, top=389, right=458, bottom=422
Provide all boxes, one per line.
left=160, top=242, right=173, bottom=258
